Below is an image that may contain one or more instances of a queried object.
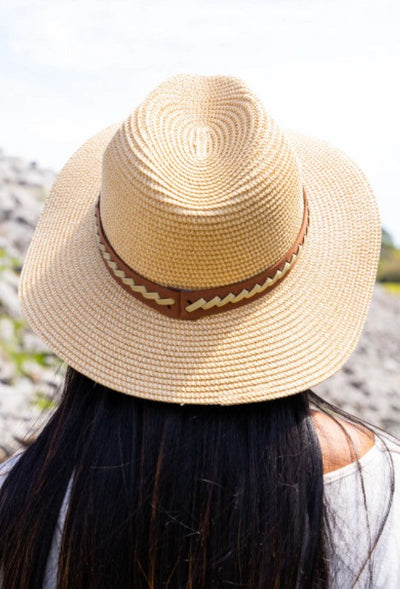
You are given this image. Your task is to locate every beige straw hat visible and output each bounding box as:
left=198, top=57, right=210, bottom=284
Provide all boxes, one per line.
left=19, top=74, right=381, bottom=404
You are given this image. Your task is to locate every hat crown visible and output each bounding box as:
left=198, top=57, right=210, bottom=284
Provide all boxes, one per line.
left=100, top=74, right=304, bottom=289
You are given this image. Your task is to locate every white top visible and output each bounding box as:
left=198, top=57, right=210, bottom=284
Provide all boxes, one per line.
left=1, top=436, right=400, bottom=588
left=323, top=437, right=400, bottom=588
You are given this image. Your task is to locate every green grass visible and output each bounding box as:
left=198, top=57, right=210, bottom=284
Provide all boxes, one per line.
left=33, top=391, right=56, bottom=411
left=0, top=247, right=21, bottom=271
left=378, top=245, right=400, bottom=282
left=382, top=282, right=400, bottom=295
left=0, top=314, right=55, bottom=380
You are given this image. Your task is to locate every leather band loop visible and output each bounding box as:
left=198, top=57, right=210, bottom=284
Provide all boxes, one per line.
left=95, top=189, right=309, bottom=320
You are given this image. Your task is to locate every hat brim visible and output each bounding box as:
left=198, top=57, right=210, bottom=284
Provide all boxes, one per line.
left=19, top=125, right=381, bottom=404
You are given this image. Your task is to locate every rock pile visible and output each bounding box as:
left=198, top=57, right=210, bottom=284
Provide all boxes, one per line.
left=0, top=150, right=60, bottom=460
left=0, top=149, right=399, bottom=461
left=315, top=286, right=400, bottom=435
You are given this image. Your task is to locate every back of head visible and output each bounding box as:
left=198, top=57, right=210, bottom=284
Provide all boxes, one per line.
left=0, top=74, right=382, bottom=588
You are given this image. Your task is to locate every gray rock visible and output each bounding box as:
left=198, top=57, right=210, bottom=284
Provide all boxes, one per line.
left=0, top=281, right=21, bottom=318
left=315, top=286, right=400, bottom=431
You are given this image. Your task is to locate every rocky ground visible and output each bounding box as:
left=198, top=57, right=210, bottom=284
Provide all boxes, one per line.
left=0, top=150, right=60, bottom=461
left=0, top=149, right=399, bottom=461
left=315, top=286, right=400, bottom=435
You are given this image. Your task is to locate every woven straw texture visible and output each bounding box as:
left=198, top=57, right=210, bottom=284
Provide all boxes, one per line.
left=19, top=74, right=381, bottom=404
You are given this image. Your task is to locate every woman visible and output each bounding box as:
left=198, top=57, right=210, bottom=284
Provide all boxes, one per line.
left=0, top=74, right=398, bottom=588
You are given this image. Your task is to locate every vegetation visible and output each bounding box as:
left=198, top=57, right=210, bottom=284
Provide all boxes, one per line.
left=382, top=282, right=400, bottom=295
left=0, top=245, right=57, bottom=415
left=377, top=228, right=400, bottom=285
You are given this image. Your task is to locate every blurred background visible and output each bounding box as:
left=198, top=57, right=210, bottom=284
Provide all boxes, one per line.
left=0, top=0, right=399, bottom=459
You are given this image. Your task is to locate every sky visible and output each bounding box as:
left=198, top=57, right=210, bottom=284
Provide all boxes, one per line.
left=1, top=0, right=399, bottom=244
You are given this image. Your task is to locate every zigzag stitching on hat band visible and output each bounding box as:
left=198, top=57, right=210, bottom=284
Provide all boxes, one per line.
left=95, top=225, right=176, bottom=307
left=95, top=188, right=308, bottom=319
left=185, top=245, right=303, bottom=313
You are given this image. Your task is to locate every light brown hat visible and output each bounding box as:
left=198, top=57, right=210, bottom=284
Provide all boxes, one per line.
left=19, top=74, right=381, bottom=404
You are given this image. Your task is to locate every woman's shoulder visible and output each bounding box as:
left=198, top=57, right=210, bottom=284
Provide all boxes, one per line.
left=317, top=414, right=400, bottom=588
left=312, top=410, right=385, bottom=476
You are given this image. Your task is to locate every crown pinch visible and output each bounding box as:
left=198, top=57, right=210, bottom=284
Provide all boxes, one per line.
left=95, top=189, right=309, bottom=320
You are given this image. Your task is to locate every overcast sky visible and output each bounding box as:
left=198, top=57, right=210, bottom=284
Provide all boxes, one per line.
left=1, top=0, right=399, bottom=244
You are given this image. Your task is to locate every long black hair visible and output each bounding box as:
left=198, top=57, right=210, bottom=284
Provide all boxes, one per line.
left=0, top=367, right=389, bottom=588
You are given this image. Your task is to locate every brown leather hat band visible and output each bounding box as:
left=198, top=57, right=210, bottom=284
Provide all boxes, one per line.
left=95, top=189, right=309, bottom=320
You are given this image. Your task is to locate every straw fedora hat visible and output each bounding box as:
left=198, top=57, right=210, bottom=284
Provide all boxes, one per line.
left=19, top=74, right=381, bottom=404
